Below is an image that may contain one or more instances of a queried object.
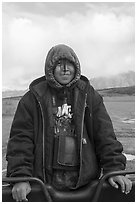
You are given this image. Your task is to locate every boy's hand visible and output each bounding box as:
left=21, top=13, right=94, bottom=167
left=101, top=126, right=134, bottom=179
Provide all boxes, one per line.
left=12, top=182, right=31, bottom=202
left=108, top=175, right=132, bottom=194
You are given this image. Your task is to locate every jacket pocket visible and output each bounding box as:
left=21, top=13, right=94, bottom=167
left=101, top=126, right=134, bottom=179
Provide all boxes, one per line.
left=77, top=125, right=100, bottom=187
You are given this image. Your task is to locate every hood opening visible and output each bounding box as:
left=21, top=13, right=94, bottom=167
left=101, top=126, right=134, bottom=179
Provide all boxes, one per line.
left=45, top=44, right=81, bottom=89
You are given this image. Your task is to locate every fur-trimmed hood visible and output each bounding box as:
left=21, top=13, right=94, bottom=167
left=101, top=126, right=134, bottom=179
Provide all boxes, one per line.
left=45, top=44, right=81, bottom=88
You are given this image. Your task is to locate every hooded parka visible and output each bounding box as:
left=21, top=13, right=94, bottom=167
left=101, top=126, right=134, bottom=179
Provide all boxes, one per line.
left=6, top=44, right=126, bottom=188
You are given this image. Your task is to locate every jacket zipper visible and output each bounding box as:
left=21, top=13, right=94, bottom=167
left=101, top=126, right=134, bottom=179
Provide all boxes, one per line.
left=38, top=100, right=46, bottom=183
left=76, top=93, right=87, bottom=188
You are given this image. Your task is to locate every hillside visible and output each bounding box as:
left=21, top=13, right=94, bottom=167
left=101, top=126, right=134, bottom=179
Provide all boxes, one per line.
left=98, top=86, right=135, bottom=97
left=2, top=89, right=28, bottom=98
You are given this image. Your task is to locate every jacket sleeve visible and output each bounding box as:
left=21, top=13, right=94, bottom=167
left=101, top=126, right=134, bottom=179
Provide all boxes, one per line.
left=6, top=92, right=35, bottom=177
left=91, top=88, right=126, bottom=174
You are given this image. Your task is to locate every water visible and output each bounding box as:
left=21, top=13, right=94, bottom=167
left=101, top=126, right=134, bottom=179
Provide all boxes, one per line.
left=124, top=153, right=135, bottom=161
left=122, top=118, right=135, bottom=124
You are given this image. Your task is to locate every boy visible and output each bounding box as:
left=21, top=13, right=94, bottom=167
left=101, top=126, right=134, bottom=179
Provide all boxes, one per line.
left=6, top=44, right=132, bottom=201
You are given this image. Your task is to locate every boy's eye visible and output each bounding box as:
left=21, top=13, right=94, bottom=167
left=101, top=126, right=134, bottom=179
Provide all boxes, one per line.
left=57, top=61, right=62, bottom=66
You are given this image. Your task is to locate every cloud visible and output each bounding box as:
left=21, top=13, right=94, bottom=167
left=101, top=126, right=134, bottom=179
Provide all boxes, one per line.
left=2, top=2, right=135, bottom=90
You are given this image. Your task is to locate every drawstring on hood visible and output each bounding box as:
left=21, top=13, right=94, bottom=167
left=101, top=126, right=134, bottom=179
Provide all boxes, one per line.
left=45, top=44, right=81, bottom=89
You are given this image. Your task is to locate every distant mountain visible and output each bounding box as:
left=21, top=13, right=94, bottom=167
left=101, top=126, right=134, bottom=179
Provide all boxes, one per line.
left=90, top=71, right=135, bottom=89
left=2, top=89, right=28, bottom=98
left=98, top=86, right=135, bottom=97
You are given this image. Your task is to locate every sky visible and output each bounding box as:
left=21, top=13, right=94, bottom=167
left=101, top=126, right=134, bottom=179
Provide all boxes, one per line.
left=2, top=2, right=135, bottom=90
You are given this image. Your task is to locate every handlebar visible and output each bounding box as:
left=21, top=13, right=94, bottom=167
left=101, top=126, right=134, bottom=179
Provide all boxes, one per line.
left=2, top=177, right=52, bottom=202
left=92, top=170, right=135, bottom=201
left=3, top=170, right=135, bottom=202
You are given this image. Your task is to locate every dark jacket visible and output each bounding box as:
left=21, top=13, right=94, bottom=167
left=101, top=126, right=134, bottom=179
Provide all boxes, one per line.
left=6, top=45, right=126, bottom=188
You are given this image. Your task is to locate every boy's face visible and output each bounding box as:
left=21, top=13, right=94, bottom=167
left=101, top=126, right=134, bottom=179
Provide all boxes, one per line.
left=54, top=60, right=75, bottom=85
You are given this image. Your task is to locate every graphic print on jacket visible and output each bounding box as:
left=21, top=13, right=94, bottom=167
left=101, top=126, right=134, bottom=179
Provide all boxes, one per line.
left=52, top=94, right=79, bottom=189
left=52, top=96, right=79, bottom=168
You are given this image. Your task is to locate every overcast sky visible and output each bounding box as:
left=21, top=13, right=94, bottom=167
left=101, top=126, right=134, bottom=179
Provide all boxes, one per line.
left=2, top=2, right=135, bottom=90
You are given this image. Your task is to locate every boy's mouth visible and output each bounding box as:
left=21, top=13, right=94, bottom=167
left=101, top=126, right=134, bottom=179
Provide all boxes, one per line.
left=61, top=73, right=71, bottom=76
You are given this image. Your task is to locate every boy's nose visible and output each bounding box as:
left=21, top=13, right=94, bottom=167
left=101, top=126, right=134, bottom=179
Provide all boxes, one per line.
left=63, top=64, right=69, bottom=72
